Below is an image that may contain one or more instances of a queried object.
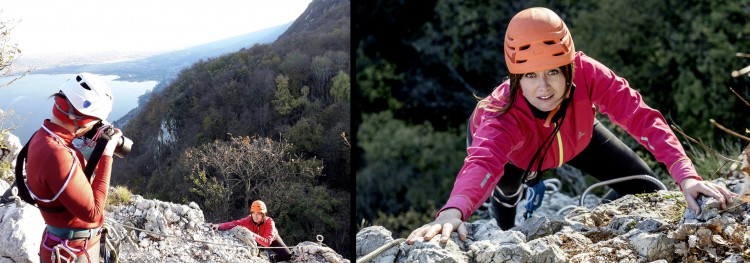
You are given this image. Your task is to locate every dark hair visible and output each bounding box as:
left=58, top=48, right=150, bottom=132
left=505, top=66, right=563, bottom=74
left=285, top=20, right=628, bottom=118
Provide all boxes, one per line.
left=491, top=62, right=575, bottom=116
left=50, top=92, right=67, bottom=100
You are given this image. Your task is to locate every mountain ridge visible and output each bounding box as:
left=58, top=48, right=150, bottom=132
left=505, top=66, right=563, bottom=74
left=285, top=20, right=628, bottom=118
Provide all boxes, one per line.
left=31, top=21, right=292, bottom=83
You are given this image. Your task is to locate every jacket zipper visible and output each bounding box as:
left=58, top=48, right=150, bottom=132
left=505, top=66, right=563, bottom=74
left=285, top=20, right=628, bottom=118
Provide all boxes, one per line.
left=554, top=123, right=564, bottom=167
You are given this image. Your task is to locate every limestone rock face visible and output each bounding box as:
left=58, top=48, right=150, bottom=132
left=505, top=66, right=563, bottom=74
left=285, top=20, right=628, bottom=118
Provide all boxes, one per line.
left=0, top=201, right=45, bottom=263
left=0, top=132, right=21, bottom=164
left=108, top=193, right=349, bottom=263
left=293, top=241, right=350, bottom=263
left=0, top=131, right=22, bottom=179
left=357, top=179, right=750, bottom=263
left=0, top=184, right=349, bottom=263
left=355, top=226, right=398, bottom=263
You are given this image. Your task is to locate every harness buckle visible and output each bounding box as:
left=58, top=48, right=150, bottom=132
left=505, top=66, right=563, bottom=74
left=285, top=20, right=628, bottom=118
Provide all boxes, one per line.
left=524, top=179, right=548, bottom=219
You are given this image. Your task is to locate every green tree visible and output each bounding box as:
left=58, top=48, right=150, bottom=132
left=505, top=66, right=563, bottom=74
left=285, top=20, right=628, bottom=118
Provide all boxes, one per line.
left=330, top=71, right=350, bottom=103
left=279, top=50, right=310, bottom=91
left=327, top=50, right=350, bottom=73
left=356, top=51, right=404, bottom=112
left=188, top=170, right=231, bottom=218
left=272, top=74, right=309, bottom=116
left=272, top=74, right=294, bottom=115
left=284, top=117, right=324, bottom=154
left=357, top=111, right=466, bottom=221
left=312, top=55, right=334, bottom=102
left=572, top=0, right=750, bottom=142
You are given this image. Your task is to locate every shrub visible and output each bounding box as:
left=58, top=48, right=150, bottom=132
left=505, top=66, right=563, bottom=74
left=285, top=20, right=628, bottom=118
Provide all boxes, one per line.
left=107, top=185, right=133, bottom=206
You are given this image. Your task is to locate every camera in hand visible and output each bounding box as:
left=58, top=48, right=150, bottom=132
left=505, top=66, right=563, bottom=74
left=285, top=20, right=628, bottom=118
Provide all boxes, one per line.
left=84, top=123, right=133, bottom=158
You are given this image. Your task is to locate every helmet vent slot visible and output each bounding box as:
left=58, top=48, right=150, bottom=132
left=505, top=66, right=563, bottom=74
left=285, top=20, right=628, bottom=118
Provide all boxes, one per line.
left=552, top=52, right=564, bottom=56
left=76, top=75, right=92, bottom=90
left=543, top=40, right=556, bottom=45
left=517, top=60, right=527, bottom=64
left=79, top=82, right=91, bottom=90
left=519, top=45, right=531, bottom=51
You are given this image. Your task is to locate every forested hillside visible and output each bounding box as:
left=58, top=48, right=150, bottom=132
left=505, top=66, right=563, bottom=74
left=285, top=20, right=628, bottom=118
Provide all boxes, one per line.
left=112, top=0, right=351, bottom=257
left=356, top=0, right=750, bottom=238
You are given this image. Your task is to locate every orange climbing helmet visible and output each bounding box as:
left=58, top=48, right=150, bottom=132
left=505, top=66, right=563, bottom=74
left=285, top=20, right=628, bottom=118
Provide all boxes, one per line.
left=504, top=7, right=575, bottom=74
left=251, top=200, right=267, bottom=214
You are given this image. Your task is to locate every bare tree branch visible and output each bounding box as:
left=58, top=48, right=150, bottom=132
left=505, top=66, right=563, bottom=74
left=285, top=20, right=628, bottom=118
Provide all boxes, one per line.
left=670, top=124, right=741, bottom=163
left=709, top=119, right=750, bottom=142
left=728, top=87, right=750, bottom=108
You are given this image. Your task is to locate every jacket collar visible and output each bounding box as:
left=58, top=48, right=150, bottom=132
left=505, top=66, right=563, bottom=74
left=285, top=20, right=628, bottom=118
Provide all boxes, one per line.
left=43, top=119, right=77, bottom=143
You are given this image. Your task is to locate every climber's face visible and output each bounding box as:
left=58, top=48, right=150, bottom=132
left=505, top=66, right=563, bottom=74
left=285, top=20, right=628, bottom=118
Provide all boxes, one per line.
left=519, top=67, right=567, bottom=112
left=251, top=211, right=264, bottom=223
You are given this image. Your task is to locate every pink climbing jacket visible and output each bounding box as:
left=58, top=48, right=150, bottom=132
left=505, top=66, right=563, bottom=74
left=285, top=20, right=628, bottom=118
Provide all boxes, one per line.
left=440, top=51, right=702, bottom=221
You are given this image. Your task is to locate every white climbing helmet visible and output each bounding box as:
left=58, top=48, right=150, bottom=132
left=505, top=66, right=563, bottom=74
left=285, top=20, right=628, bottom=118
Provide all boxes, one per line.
left=58, top=73, right=114, bottom=121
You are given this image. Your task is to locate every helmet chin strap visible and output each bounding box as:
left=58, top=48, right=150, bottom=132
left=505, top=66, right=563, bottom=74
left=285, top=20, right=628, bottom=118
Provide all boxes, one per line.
left=54, top=99, right=85, bottom=133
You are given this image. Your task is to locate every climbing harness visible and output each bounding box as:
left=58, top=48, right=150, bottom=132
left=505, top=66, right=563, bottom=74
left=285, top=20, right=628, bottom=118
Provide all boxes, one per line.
left=43, top=227, right=101, bottom=263
left=523, top=178, right=561, bottom=219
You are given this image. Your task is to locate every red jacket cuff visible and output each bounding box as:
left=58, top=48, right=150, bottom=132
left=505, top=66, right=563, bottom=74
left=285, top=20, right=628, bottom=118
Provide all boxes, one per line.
left=669, top=158, right=702, bottom=190
left=438, top=196, right=473, bottom=221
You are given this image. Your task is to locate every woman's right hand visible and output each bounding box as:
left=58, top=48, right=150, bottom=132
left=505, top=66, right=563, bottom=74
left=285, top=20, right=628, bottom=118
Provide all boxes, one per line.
left=406, top=208, right=467, bottom=245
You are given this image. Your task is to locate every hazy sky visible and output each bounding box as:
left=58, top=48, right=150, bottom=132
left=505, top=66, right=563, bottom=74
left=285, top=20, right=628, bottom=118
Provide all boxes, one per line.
left=1, top=0, right=312, bottom=66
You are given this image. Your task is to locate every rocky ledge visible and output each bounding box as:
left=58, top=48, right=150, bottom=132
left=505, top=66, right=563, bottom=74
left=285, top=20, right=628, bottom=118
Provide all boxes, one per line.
left=357, top=179, right=749, bottom=263
left=0, top=131, right=349, bottom=263
left=0, top=184, right=349, bottom=263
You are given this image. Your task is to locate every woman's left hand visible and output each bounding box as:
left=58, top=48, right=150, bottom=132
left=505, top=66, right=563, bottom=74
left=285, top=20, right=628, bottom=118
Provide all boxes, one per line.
left=680, top=177, right=737, bottom=215
left=103, top=128, right=123, bottom=157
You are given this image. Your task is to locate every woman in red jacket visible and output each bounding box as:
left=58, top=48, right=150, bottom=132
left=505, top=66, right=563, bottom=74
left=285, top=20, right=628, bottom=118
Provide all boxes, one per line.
left=26, top=73, right=123, bottom=262
left=211, top=200, right=292, bottom=262
left=407, top=7, right=736, bottom=244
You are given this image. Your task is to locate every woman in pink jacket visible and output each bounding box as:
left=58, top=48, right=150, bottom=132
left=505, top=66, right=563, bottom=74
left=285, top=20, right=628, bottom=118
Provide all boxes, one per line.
left=407, top=7, right=736, bottom=244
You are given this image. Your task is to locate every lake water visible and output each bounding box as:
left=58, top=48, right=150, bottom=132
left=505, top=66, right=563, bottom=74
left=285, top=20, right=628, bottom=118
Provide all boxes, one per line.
left=0, top=74, right=157, bottom=142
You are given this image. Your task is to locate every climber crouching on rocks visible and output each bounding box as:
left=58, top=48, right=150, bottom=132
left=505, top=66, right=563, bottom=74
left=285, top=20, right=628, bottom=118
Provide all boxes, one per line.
left=210, top=200, right=292, bottom=262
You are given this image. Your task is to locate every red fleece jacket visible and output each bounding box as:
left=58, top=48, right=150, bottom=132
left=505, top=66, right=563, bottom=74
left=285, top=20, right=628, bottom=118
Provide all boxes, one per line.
left=26, top=120, right=112, bottom=229
left=218, top=216, right=279, bottom=247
